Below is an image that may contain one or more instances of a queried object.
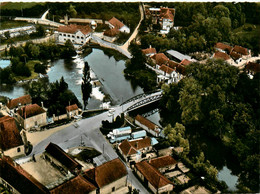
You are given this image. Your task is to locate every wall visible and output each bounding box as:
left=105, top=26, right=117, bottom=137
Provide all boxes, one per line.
left=103, top=35, right=117, bottom=43
left=23, top=112, right=47, bottom=130
left=135, top=120, right=159, bottom=137
left=99, top=176, right=127, bottom=194
left=4, top=145, right=25, bottom=159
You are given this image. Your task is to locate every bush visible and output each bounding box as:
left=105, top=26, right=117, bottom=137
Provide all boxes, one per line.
left=34, top=62, right=47, bottom=74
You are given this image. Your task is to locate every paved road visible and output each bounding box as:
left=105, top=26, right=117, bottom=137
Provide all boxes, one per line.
left=22, top=92, right=161, bottom=193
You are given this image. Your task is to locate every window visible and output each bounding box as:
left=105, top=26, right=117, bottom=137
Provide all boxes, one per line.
left=77, top=36, right=79, bottom=39
left=81, top=37, right=84, bottom=39
left=72, top=35, right=75, bottom=38
left=35, top=121, right=38, bottom=126
left=112, top=187, right=115, bottom=192
left=63, top=34, right=66, bottom=36
left=81, top=41, right=83, bottom=44
left=17, top=147, right=21, bottom=152
left=68, top=35, right=70, bottom=37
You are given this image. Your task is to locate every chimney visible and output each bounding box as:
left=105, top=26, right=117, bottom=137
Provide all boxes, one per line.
left=149, top=45, right=152, bottom=48
left=65, top=14, right=68, bottom=25
left=41, top=101, right=44, bottom=108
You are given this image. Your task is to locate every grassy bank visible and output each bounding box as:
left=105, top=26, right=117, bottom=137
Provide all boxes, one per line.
left=14, top=60, right=40, bottom=81
left=0, top=21, right=29, bottom=30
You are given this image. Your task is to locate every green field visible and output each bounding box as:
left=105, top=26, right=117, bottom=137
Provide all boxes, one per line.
left=0, top=21, right=29, bottom=30
left=233, top=23, right=260, bottom=39
left=0, top=2, right=44, bottom=10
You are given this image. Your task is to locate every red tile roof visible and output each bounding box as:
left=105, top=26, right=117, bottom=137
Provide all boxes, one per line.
left=151, top=53, right=169, bottom=66
left=84, top=158, right=127, bottom=188
left=0, top=156, right=49, bottom=194
left=50, top=175, right=96, bottom=194
left=233, top=45, right=249, bottom=55
left=142, top=47, right=157, bottom=55
left=17, top=104, right=46, bottom=119
left=213, top=51, right=231, bottom=61
left=66, top=104, right=79, bottom=112
left=230, top=51, right=242, bottom=60
left=135, top=161, right=173, bottom=189
left=215, top=42, right=232, bottom=53
left=245, top=62, right=260, bottom=73
left=119, top=138, right=152, bottom=156
left=160, top=8, right=175, bottom=21
left=104, top=27, right=119, bottom=37
left=45, top=142, right=82, bottom=173
left=176, top=64, right=186, bottom=75
left=0, top=116, right=23, bottom=151
left=135, top=115, right=160, bottom=134
left=6, top=95, right=32, bottom=109
left=149, top=155, right=177, bottom=169
left=108, top=17, right=124, bottom=29
left=159, top=64, right=174, bottom=74
left=168, top=60, right=179, bottom=69
left=58, top=24, right=91, bottom=35
left=180, top=59, right=192, bottom=66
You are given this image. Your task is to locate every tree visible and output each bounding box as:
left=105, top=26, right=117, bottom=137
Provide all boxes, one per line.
left=68, top=4, right=77, bottom=18
left=29, top=44, right=40, bottom=59
left=81, top=62, right=92, bottom=109
left=4, top=31, right=10, bottom=39
left=213, top=5, right=230, bottom=18
left=62, top=40, right=76, bottom=58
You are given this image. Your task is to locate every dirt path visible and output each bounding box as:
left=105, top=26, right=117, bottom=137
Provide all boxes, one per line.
left=26, top=122, right=73, bottom=146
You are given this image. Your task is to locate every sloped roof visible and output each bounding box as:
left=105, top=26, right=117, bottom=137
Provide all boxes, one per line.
left=168, top=60, right=179, bottom=68
left=180, top=59, right=192, bottom=66
left=108, top=17, right=124, bottom=29
left=57, top=24, right=91, bottom=35
left=160, top=8, right=175, bottom=21
left=6, top=94, right=32, bottom=109
left=233, top=45, right=249, bottom=55
left=66, top=104, right=78, bottom=112
left=176, top=64, right=186, bottom=75
left=50, top=175, right=96, bottom=194
left=135, top=161, right=173, bottom=189
left=151, top=53, right=169, bottom=66
left=84, top=158, right=127, bottom=188
left=0, top=156, right=49, bottom=194
left=45, top=142, right=82, bottom=172
left=17, top=104, right=46, bottom=119
left=119, top=138, right=152, bottom=156
left=215, top=42, right=232, bottom=53
left=230, top=51, right=242, bottom=60
left=149, top=155, right=177, bottom=169
left=213, top=51, right=231, bottom=61
left=245, top=62, right=260, bottom=73
left=0, top=116, right=23, bottom=151
left=166, top=50, right=192, bottom=62
left=159, top=64, right=174, bottom=74
left=142, top=47, right=157, bottom=55
left=104, top=27, right=119, bottom=37
left=135, top=115, right=159, bottom=134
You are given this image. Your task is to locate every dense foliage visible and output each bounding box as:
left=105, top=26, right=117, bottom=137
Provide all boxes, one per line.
left=160, top=59, right=259, bottom=192
left=28, top=77, right=81, bottom=117
left=124, top=42, right=157, bottom=92
left=81, top=62, right=92, bottom=110
left=140, top=2, right=259, bottom=55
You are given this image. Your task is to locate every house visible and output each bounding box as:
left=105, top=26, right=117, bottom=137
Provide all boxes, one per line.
left=55, top=24, right=91, bottom=45
left=0, top=116, right=25, bottom=158
left=45, top=142, right=82, bottom=175
left=84, top=158, right=128, bottom=194
left=214, top=42, right=232, bottom=54
left=166, top=50, right=192, bottom=63
left=232, top=45, right=251, bottom=59
left=213, top=51, right=233, bottom=64
left=50, top=175, right=96, bottom=194
left=103, top=28, right=120, bottom=42
left=230, top=51, right=242, bottom=63
left=66, top=104, right=79, bottom=119
left=146, top=7, right=175, bottom=34
left=16, top=104, right=47, bottom=130
left=0, top=155, right=49, bottom=194
left=158, top=64, right=179, bottom=84
left=134, top=161, right=174, bottom=193
left=245, top=62, right=260, bottom=76
left=118, top=137, right=153, bottom=162
left=142, top=47, right=157, bottom=57
left=135, top=115, right=162, bottom=137
left=180, top=59, right=192, bottom=66
left=149, top=155, right=177, bottom=173
left=151, top=53, right=169, bottom=69
left=108, top=17, right=130, bottom=34
left=6, top=94, right=32, bottom=113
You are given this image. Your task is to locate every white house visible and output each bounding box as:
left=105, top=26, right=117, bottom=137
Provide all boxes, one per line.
left=158, top=64, right=180, bottom=84
left=108, top=17, right=130, bottom=34
left=135, top=115, right=162, bottom=137
left=55, top=24, right=91, bottom=45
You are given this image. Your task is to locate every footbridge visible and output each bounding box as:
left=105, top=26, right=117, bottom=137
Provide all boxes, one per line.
left=121, top=90, right=163, bottom=113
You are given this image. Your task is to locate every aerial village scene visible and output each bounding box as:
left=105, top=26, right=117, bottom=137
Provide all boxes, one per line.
left=0, top=1, right=259, bottom=194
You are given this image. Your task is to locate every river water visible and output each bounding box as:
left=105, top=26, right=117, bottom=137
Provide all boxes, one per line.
left=0, top=49, right=238, bottom=190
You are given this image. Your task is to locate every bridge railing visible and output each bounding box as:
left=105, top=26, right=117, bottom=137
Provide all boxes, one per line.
left=120, top=89, right=161, bottom=106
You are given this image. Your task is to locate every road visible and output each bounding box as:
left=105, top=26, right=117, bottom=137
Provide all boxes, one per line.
left=22, top=92, right=161, bottom=193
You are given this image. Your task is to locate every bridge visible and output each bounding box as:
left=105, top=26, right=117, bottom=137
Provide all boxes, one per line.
left=120, top=90, right=163, bottom=113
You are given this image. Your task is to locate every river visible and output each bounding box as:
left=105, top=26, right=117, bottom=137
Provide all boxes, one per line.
left=0, top=49, right=238, bottom=191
